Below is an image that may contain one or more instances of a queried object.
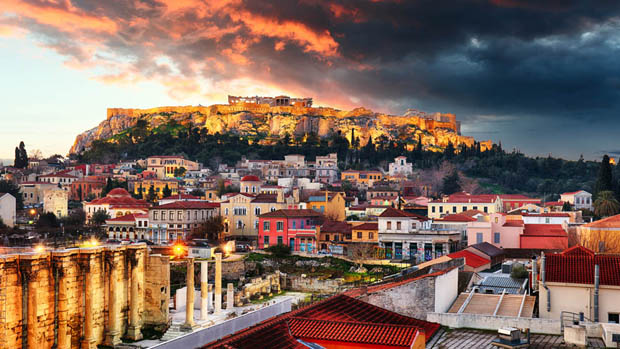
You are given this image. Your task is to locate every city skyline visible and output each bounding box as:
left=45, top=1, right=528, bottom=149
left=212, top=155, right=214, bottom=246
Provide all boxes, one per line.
left=3, top=1, right=620, bottom=160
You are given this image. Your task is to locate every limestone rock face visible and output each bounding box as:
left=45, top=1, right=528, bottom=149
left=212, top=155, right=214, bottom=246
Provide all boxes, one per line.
left=70, top=103, right=491, bottom=153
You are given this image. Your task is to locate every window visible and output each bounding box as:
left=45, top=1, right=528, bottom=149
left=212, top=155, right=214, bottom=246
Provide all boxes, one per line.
left=255, top=207, right=261, bottom=215
left=396, top=221, right=401, bottom=230
left=483, top=207, right=488, bottom=213
left=334, top=235, right=339, bottom=242
left=494, top=232, right=500, bottom=243
left=292, top=221, right=296, bottom=229
left=271, top=206, right=276, bottom=212
left=236, top=220, right=244, bottom=229
left=463, top=206, right=467, bottom=211
left=452, top=206, right=457, bottom=213
left=439, top=206, right=443, bottom=213
left=263, top=221, right=270, bottom=231
left=225, top=208, right=229, bottom=215
left=387, top=221, right=392, bottom=230
left=254, top=220, right=259, bottom=229
left=494, top=217, right=498, bottom=223
left=477, top=232, right=483, bottom=244
left=325, top=234, right=330, bottom=241
left=545, top=218, right=550, bottom=224
left=161, top=211, right=166, bottom=220
left=153, top=211, right=158, bottom=220
left=369, top=232, right=374, bottom=239
left=277, top=236, right=283, bottom=245
left=432, top=206, right=436, bottom=213
left=276, top=221, right=284, bottom=231
left=234, top=207, right=247, bottom=216
left=473, top=206, right=478, bottom=210
left=263, top=236, right=269, bottom=247
left=357, top=231, right=363, bottom=239
left=608, top=313, right=619, bottom=324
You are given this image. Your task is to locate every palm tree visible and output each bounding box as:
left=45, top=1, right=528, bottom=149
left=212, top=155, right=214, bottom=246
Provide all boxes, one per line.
left=594, top=191, right=620, bottom=217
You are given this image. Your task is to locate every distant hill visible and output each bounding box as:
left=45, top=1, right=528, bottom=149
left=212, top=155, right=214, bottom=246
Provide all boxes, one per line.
left=69, top=102, right=492, bottom=154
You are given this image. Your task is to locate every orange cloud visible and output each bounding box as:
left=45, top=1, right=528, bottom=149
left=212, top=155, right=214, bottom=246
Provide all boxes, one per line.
left=3, top=0, right=118, bottom=34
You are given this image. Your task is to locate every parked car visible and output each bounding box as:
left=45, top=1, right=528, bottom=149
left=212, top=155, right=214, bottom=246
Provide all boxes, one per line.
left=235, top=243, right=252, bottom=252
left=137, top=239, right=154, bottom=245
left=106, top=239, right=121, bottom=244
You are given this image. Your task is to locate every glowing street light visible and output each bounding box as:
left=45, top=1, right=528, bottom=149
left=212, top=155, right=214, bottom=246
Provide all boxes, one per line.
left=34, top=244, right=45, bottom=253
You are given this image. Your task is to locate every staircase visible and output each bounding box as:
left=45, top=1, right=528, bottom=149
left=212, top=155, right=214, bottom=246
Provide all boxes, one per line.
left=159, top=324, right=185, bottom=342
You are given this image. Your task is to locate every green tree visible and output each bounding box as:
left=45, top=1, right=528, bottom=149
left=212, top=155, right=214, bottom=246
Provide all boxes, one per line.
left=0, top=180, right=24, bottom=209
left=91, top=210, right=110, bottom=225
left=13, top=141, right=28, bottom=168
left=441, top=169, right=462, bottom=195
left=146, top=185, right=157, bottom=202
left=594, top=190, right=620, bottom=217
left=36, top=212, right=59, bottom=228
left=173, top=166, right=187, bottom=177
left=562, top=201, right=572, bottom=212
left=190, top=188, right=205, bottom=197
left=162, top=184, right=172, bottom=198
left=595, top=155, right=613, bottom=196
left=76, top=185, right=83, bottom=201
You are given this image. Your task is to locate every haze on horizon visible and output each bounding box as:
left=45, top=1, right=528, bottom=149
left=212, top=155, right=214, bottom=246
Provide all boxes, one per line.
left=2, top=0, right=620, bottom=161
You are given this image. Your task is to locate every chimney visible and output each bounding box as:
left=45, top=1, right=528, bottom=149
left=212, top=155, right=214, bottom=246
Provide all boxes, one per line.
left=594, top=264, right=600, bottom=322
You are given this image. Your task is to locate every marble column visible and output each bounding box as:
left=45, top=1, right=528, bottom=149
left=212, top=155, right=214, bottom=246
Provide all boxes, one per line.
left=81, top=252, right=96, bottom=349
left=207, top=284, right=213, bottom=312
left=126, top=249, right=143, bottom=340
left=200, top=261, right=208, bottom=321
left=226, top=283, right=234, bottom=310
left=104, top=250, right=122, bottom=346
left=215, top=253, right=222, bottom=314
left=181, top=258, right=195, bottom=330
left=55, top=252, right=71, bottom=349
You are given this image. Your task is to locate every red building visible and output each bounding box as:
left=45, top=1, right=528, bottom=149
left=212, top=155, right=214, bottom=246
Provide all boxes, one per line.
left=70, top=176, right=106, bottom=201
left=205, top=294, right=439, bottom=349
left=499, top=194, right=541, bottom=212
left=258, top=209, right=323, bottom=252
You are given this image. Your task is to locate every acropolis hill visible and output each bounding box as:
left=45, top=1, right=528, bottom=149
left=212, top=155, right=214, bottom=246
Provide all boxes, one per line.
left=69, top=95, right=492, bottom=154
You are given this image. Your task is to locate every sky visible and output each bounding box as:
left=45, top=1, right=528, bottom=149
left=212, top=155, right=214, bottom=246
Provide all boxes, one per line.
left=1, top=0, right=620, bottom=161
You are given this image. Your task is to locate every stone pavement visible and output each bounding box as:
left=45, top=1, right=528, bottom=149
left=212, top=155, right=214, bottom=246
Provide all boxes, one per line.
left=427, top=328, right=606, bottom=349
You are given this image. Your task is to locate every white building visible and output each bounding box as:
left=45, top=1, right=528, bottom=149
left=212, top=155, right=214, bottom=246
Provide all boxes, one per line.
left=388, top=156, right=413, bottom=177
left=315, top=153, right=339, bottom=184
left=560, top=190, right=592, bottom=210
left=0, top=193, right=16, bottom=227
left=521, top=212, right=570, bottom=225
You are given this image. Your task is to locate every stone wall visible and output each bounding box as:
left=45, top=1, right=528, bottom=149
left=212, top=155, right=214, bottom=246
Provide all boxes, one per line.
left=0, top=245, right=169, bottom=349
left=144, top=254, right=170, bottom=329
left=285, top=274, right=345, bottom=293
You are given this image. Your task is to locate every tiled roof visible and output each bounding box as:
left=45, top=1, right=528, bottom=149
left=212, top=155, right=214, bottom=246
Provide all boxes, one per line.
left=241, top=175, right=260, bottom=182
left=523, top=224, right=567, bottom=237
left=353, top=222, right=378, bottom=230
left=431, top=193, right=499, bottom=204
left=162, top=194, right=201, bottom=200
left=562, top=190, right=587, bottom=196
left=320, top=220, right=351, bottom=233
left=289, top=318, right=419, bottom=347
left=503, top=220, right=524, bottom=227
left=499, top=194, right=539, bottom=200
left=461, top=209, right=486, bottom=217
left=251, top=193, right=279, bottom=203
left=379, top=207, right=428, bottom=220
left=439, top=214, right=476, bottom=222
left=544, top=201, right=565, bottom=206
left=581, top=214, right=620, bottom=229
left=545, top=246, right=620, bottom=286
left=205, top=294, right=440, bottom=348
left=447, top=250, right=490, bottom=268
left=156, top=201, right=220, bottom=209
left=469, top=242, right=504, bottom=258
left=260, top=209, right=323, bottom=218
left=106, top=214, right=138, bottom=223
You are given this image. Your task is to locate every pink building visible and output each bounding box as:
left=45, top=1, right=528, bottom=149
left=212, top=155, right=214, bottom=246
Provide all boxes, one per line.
left=467, top=213, right=523, bottom=248
left=258, top=209, right=324, bottom=252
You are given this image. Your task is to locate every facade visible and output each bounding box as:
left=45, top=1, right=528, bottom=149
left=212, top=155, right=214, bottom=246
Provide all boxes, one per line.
left=146, top=155, right=200, bottom=179
left=221, top=192, right=301, bottom=239
left=466, top=213, right=523, bottom=249
left=38, top=171, right=79, bottom=189
left=148, top=201, right=220, bottom=243
left=378, top=207, right=460, bottom=261
left=306, top=191, right=346, bottom=221
left=239, top=175, right=262, bottom=194
left=83, top=188, right=151, bottom=220
left=70, top=176, right=106, bottom=201
left=130, top=179, right=179, bottom=199
left=228, top=95, right=313, bottom=107
left=0, top=193, right=16, bottom=227
left=499, top=194, right=541, bottom=212
left=577, top=214, right=620, bottom=253
left=258, top=209, right=323, bottom=251
left=318, top=220, right=352, bottom=254
left=367, top=188, right=399, bottom=206
left=428, top=193, right=502, bottom=219
left=341, top=170, right=384, bottom=188
left=351, top=222, right=379, bottom=244
left=43, top=187, right=69, bottom=218
left=19, top=181, right=56, bottom=206
left=560, top=190, right=593, bottom=210
left=314, top=153, right=338, bottom=184
left=388, top=156, right=413, bottom=177
left=539, top=246, right=620, bottom=323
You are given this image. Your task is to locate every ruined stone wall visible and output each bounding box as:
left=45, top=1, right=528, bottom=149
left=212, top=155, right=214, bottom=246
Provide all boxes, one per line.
left=363, top=276, right=436, bottom=320
left=144, top=254, right=170, bottom=329
left=0, top=245, right=169, bottom=349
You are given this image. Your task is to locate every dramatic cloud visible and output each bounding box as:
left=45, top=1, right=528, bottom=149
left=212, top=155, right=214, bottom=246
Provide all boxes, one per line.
left=3, top=0, right=620, bottom=158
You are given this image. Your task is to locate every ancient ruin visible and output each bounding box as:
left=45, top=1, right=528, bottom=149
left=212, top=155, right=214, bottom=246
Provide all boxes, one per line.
left=0, top=244, right=169, bottom=349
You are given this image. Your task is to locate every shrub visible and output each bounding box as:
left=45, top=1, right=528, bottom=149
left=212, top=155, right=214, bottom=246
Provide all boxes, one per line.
left=265, top=244, right=291, bottom=258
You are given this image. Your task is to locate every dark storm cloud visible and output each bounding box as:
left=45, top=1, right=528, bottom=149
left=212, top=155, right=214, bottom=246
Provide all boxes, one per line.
left=3, top=0, right=620, bottom=157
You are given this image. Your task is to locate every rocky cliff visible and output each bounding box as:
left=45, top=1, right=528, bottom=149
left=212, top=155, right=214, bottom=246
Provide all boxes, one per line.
left=70, top=102, right=492, bottom=154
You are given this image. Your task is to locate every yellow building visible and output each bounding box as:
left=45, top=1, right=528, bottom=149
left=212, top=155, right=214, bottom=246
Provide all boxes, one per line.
left=341, top=170, right=384, bottom=187
left=350, top=222, right=379, bottom=243
left=427, top=194, right=501, bottom=219
left=307, top=191, right=346, bottom=221
left=146, top=155, right=200, bottom=179
left=577, top=214, right=620, bottom=253
left=132, top=179, right=179, bottom=199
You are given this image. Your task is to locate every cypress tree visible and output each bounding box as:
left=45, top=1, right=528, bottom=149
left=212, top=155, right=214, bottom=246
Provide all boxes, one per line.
left=595, top=155, right=613, bottom=196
